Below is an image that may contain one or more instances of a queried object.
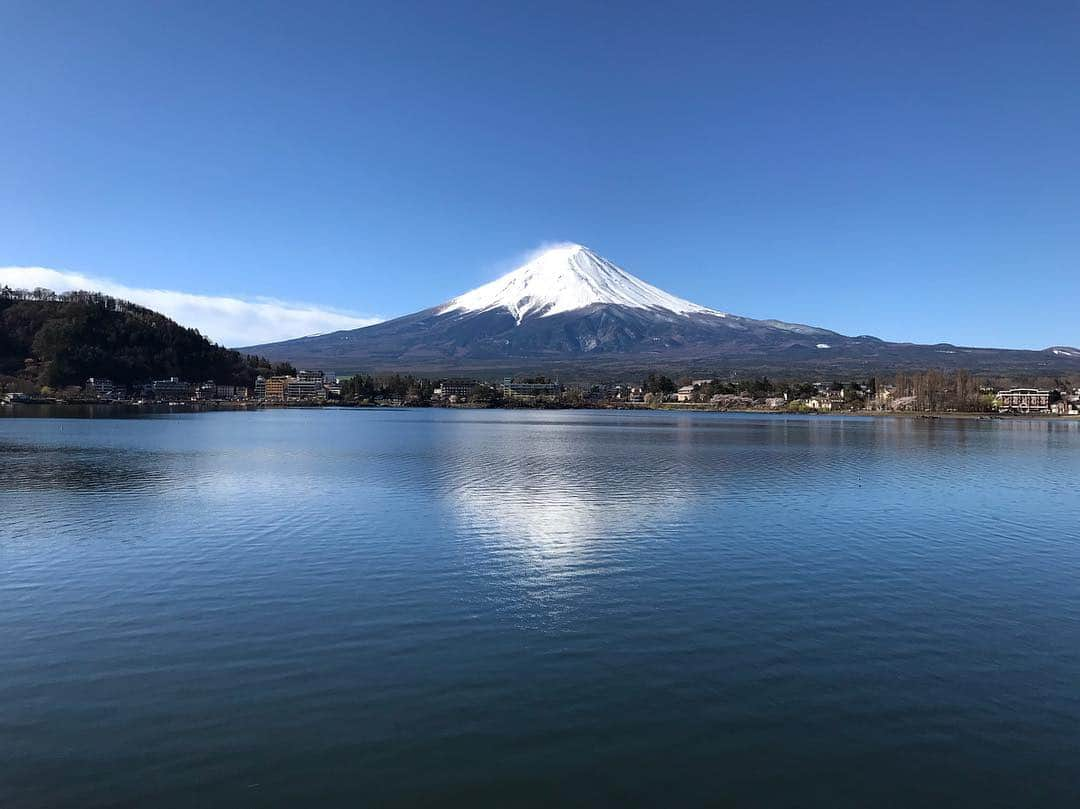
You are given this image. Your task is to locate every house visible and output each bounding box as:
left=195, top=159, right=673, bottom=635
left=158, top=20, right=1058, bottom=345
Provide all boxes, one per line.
left=807, top=396, right=833, bottom=412
left=1051, top=392, right=1080, bottom=415
left=1067, top=390, right=1080, bottom=415
left=868, top=386, right=895, bottom=410
left=675, top=385, right=696, bottom=402
left=995, top=388, right=1050, bottom=413
left=765, top=397, right=786, bottom=409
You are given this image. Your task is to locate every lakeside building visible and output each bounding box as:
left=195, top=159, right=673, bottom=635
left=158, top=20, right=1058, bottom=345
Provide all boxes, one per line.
left=867, top=386, right=896, bottom=411
left=149, top=377, right=191, bottom=400
left=195, top=382, right=249, bottom=401
left=254, top=371, right=330, bottom=402
left=195, top=381, right=217, bottom=401
left=501, top=378, right=562, bottom=400
left=996, top=388, right=1051, bottom=413
left=434, top=380, right=478, bottom=401
left=263, top=376, right=289, bottom=402
left=85, top=377, right=116, bottom=399
left=613, top=384, right=644, bottom=402
left=215, top=384, right=247, bottom=400
left=586, top=382, right=643, bottom=403
left=675, top=384, right=696, bottom=402
left=286, top=370, right=327, bottom=401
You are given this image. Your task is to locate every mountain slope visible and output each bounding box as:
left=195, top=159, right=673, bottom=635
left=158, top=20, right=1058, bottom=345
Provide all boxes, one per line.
left=0, top=289, right=285, bottom=387
left=240, top=245, right=1080, bottom=377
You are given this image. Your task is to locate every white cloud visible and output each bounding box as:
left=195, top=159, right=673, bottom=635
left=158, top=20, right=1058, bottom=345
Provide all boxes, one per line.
left=0, top=266, right=382, bottom=348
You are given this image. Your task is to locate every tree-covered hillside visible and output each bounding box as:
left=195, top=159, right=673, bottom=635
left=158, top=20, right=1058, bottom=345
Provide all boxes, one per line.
left=0, top=287, right=281, bottom=388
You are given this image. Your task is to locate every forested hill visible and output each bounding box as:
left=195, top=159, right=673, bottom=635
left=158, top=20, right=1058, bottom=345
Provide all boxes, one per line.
left=0, top=287, right=281, bottom=388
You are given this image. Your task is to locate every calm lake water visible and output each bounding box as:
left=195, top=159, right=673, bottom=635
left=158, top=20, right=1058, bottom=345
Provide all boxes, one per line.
left=2, top=408, right=1079, bottom=807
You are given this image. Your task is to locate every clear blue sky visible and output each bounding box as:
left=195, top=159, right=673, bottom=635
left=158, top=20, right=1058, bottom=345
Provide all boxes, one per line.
left=2, top=0, right=1078, bottom=349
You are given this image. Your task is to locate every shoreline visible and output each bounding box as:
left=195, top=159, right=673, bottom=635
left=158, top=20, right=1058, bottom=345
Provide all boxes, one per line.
left=657, top=404, right=1080, bottom=421
left=3, top=399, right=1079, bottom=422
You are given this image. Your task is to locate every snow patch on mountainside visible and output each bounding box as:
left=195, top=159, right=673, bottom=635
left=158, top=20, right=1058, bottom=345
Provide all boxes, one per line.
left=439, top=244, right=725, bottom=324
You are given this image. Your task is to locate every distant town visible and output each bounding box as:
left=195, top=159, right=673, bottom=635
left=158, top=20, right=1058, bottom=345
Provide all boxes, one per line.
left=3, top=367, right=1079, bottom=417
left=4, top=286, right=1078, bottom=418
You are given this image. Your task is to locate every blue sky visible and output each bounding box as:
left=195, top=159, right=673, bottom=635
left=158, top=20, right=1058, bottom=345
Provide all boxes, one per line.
left=2, top=0, right=1078, bottom=348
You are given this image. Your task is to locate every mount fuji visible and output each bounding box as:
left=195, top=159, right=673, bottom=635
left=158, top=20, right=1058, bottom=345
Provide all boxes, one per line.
left=241, top=244, right=1080, bottom=377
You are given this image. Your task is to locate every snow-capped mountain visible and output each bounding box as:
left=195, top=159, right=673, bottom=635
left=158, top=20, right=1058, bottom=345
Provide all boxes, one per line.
left=240, top=245, right=1080, bottom=376
left=439, top=243, right=723, bottom=322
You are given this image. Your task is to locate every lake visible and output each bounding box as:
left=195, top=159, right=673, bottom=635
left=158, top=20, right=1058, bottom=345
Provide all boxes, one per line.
left=2, top=408, right=1079, bottom=807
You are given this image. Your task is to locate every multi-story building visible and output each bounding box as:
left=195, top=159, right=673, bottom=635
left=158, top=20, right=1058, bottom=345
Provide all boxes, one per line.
left=195, top=381, right=218, bottom=400
left=215, top=384, right=247, bottom=400
left=150, top=377, right=191, bottom=400
left=85, top=377, right=116, bottom=399
left=263, top=376, right=289, bottom=402
left=501, top=378, right=562, bottom=400
left=996, top=388, right=1050, bottom=413
left=435, top=380, right=478, bottom=400
left=286, top=370, right=326, bottom=400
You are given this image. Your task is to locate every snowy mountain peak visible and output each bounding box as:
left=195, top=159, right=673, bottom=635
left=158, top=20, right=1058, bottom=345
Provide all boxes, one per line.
left=439, top=243, right=724, bottom=323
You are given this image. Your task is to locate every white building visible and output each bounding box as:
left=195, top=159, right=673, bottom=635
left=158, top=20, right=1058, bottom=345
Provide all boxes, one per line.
left=286, top=370, right=327, bottom=400
left=675, top=385, right=696, bottom=402
left=996, top=388, right=1050, bottom=413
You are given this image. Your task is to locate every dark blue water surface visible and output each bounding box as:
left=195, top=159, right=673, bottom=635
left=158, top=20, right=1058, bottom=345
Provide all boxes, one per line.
left=2, top=409, right=1079, bottom=807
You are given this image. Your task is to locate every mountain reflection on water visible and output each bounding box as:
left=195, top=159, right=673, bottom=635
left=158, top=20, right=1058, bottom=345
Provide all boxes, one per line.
left=2, top=409, right=1079, bottom=808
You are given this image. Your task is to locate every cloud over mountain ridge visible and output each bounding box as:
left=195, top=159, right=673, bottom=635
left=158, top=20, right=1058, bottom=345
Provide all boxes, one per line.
left=0, top=266, right=382, bottom=347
